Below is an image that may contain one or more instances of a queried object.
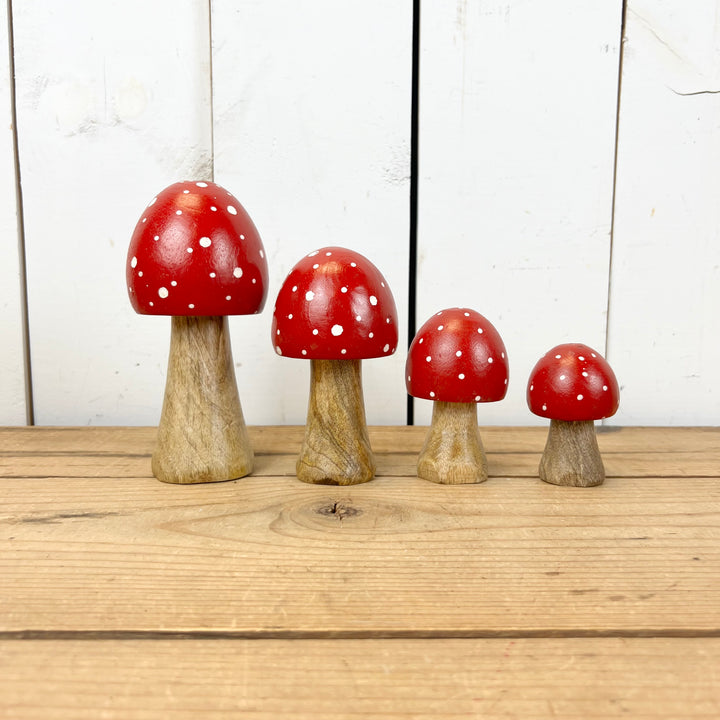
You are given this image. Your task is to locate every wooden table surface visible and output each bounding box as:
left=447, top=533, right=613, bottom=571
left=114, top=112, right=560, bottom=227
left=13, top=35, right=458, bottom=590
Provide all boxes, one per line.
left=1, top=425, right=719, bottom=718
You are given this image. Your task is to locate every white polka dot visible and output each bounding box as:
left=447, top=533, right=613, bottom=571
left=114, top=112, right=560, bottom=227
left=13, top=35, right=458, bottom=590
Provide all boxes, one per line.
left=478, top=328, right=484, bottom=334
left=555, top=354, right=562, bottom=359
left=578, top=356, right=585, bottom=361
left=182, top=190, right=189, bottom=194
left=488, top=357, right=493, bottom=363
left=312, top=264, right=319, bottom=269
left=582, top=371, right=588, bottom=377
left=210, top=206, right=217, bottom=212
left=276, top=329, right=280, bottom=335
left=313, top=329, right=319, bottom=336
left=603, top=385, right=608, bottom=391
left=381, top=281, right=385, bottom=287
left=187, top=248, right=193, bottom=253
left=251, top=279, right=256, bottom=284
left=542, top=404, right=547, bottom=411
left=227, top=206, right=237, bottom=215
left=149, top=301, right=154, bottom=307
left=260, top=250, right=264, bottom=259
left=153, top=235, right=159, bottom=241
left=130, top=256, right=137, bottom=268
left=438, top=325, right=444, bottom=331
left=306, top=290, right=315, bottom=301
left=196, top=182, right=208, bottom=187
left=426, top=356, right=432, bottom=362
left=210, top=272, right=216, bottom=278
left=302, top=349, right=307, bottom=355
left=577, top=394, right=584, bottom=401
left=226, top=295, right=231, bottom=300
left=501, top=352, right=505, bottom=358
left=325, top=251, right=332, bottom=256
left=240, top=234, right=245, bottom=240
left=176, top=210, right=182, bottom=215
left=341, top=349, right=347, bottom=354
left=456, top=350, right=462, bottom=357
left=188, top=303, right=194, bottom=309
left=458, top=373, right=465, bottom=380
left=591, top=353, right=597, bottom=358
left=141, top=217, right=147, bottom=223
left=199, top=237, right=211, bottom=248
left=475, top=395, right=481, bottom=401
left=383, top=344, right=390, bottom=352
left=275, top=346, right=282, bottom=355
left=559, top=374, right=566, bottom=380
left=288, top=313, right=293, bottom=319
left=369, top=332, right=374, bottom=339
left=407, top=376, right=411, bottom=382
left=429, top=391, right=435, bottom=398
left=464, top=312, right=470, bottom=317
left=350, top=262, right=357, bottom=267
left=369, top=295, right=377, bottom=306
left=436, top=311, right=443, bottom=316
left=355, top=314, right=362, bottom=321
left=341, top=286, right=348, bottom=293
left=504, top=378, right=508, bottom=385
left=138, top=271, right=143, bottom=277
left=158, top=287, right=169, bottom=298
left=233, top=267, right=243, bottom=278
left=530, top=384, right=534, bottom=391
left=386, top=318, right=391, bottom=324
left=292, top=285, right=298, bottom=292
left=418, top=338, right=423, bottom=344
left=331, top=324, right=343, bottom=336
left=171, top=281, right=177, bottom=287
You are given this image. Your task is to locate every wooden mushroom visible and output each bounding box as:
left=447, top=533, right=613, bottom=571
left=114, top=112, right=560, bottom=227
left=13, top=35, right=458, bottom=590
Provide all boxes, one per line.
left=271, top=247, right=398, bottom=485
left=126, top=180, right=268, bottom=484
left=527, top=343, right=619, bottom=487
left=406, top=308, right=509, bottom=484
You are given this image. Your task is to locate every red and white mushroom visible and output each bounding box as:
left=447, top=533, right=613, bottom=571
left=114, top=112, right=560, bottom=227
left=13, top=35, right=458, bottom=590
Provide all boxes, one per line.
left=527, top=343, right=619, bottom=487
left=272, top=246, right=398, bottom=485
left=127, top=180, right=268, bottom=484
left=406, top=308, right=509, bottom=484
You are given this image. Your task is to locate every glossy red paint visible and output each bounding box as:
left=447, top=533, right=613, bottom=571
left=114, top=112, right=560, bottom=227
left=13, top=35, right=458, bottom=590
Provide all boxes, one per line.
left=406, top=308, right=508, bottom=403
left=272, top=247, right=398, bottom=360
left=127, top=181, right=268, bottom=316
left=527, top=343, right=619, bottom=421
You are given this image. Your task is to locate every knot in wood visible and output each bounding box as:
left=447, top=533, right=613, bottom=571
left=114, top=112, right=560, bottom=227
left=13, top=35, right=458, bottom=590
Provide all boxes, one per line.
left=316, top=501, right=361, bottom=520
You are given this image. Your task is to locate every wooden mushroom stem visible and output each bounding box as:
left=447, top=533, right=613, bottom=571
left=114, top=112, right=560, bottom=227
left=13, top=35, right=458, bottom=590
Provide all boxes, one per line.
left=417, top=401, right=488, bottom=484
left=297, top=358, right=375, bottom=485
left=152, top=315, right=253, bottom=484
left=539, top=418, right=605, bottom=487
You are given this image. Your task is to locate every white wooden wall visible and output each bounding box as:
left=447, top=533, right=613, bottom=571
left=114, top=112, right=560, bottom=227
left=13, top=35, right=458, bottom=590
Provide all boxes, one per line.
left=0, top=0, right=717, bottom=427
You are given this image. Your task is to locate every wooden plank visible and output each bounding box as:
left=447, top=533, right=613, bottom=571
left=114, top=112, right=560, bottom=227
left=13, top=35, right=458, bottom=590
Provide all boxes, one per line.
left=13, top=0, right=212, bottom=425
left=608, top=0, right=720, bottom=425
left=416, top=0, right=623, bottom=427
left=211, top=0, right=412, bottom=426
left=0, top=4, right=26, bottom=425
left=0, top=428, right=717, bottom=635
left=1, top=638, right=719, bottom=719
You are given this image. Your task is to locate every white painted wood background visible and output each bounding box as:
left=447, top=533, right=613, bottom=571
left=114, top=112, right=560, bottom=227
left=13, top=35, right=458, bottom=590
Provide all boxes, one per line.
left=0, top=0, right=717, bottom=427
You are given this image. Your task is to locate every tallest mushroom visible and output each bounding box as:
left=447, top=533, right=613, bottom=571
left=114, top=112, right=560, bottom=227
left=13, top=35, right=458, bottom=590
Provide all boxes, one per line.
left=272, top=247, right=398, bottom=485
left=127, top=180, right=268, bottom=484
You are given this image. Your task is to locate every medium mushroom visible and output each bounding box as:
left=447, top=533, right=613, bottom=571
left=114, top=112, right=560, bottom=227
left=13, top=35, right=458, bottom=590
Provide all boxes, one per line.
left=406, top=308, right=509, bottom=484
left=272, top=246, right=398, bottom=485
left=127, top=180, right=268, bottom=484
left=526, top=343, right=619, bottom=487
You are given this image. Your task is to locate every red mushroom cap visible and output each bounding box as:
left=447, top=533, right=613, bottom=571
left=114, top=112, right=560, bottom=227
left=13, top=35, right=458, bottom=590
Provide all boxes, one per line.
left=527, top=343, right=619, bottom=421
left=271, top=246, right=398, bottom=360
left=405, top=308, right=509, bottom=403
left=126, top=181, right=268, bottom=316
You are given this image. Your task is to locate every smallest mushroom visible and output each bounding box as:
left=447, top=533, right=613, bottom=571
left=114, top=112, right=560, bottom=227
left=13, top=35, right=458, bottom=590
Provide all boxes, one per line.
left=527, top=343, right=619, bottom=487
left=406, top=308, right=509, bottom=484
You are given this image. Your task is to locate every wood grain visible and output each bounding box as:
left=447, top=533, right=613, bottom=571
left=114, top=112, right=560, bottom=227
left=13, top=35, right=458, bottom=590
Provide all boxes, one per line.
left=417, top=401, right=488, bottom=484
left=539, top=419, right=605, bottom=487
left=152, top=316, right=252, bottom=484
left=297, top=359, right=374, bottom=485
left=1, top=638, right=719, bottom=719
left=0, top=427, right=718, bottom=636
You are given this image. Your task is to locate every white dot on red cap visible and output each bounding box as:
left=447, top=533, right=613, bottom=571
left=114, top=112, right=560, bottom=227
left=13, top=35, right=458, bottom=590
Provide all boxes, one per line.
left=312, top=263, right=319, bottom=269
left=138, top=271, right=143, bottom=277
left=188, top=303, right=194, bottom=309
left=259, top=249, right=264, bottom=259
left=252, top=278, right=256, bottom=284
left=578, top=356, right=585, bottom=361
left=227, top=206, right=237, bottom=215
left=142, top=217, right=147, bottom=223
left=355, top=314, right=362, bottom=321
left=196, top=182, right=208, bottom=187
left=288, top=313, right=293, bottom=319
left=559, top=374, right=566, bottom=380
left=464, top=312, right=470, bottom=317
left=458, top=373, right=465, bottom=380
left=331, top=324, right=343, bottom=336
left=149, top=301, right=153, bottom=306
left=158, top=287, right=168, bottom=298
left=555, top=354, right=561, bottom=359
left=350, top=262, right=357, bottom=267
left=504, top=378, right=508, bottom=385
left=582, top=371, right=588, bottom=377
left=240, top=234, right=244, bottom=240
left=226, top=295, right=231, bottom=300
left=488, top=357, right=493, bottom=363
left=381, top=281, right=385, bottom=287
left=386, top=317, right=391, bottom=324
left=530, top=384, right=534, bottom=391
left=306, top=290, right=314, bottom=301
left=456, top=350, right=462, bottom=357
left=199, top=237, right=211, bottom=248
left=436, top=311, right=443, bottom=316
left=154, top=235, right=159, bottom=241
left=383, top=344, right=390, bottom=352
left=233, top=267, right=242, bottom=278
left=591, top=353, right=597, bottom=357
left=325, top=251, right=332, bottom=256
left=478, top=328, right=483, bottom=334
left=438, top=325, right=444, bottom=331
left=187, top=248, right=193, bottom=253
left=369, top=295, right=377, bottom=305
left=475, top=395, right=481, bottom=401
left=429, top=391, right=435, bottom=398
left=313, top=329, right=319, bottom=335
left=418, top=338, right=423, bottom=344
left=501, top=352, right=505, bottom=358
left=176, top=210, right=182, bottom=215
left=341, top=348, right=347, bottom=354
left=603, top=385, right=608, bottom=391
left=369, top=332, right=374, bottom=338
left=302, top=349, right=307, bottom=355
left=275, top=346, right=282, bottom=355
left=130, top=256, right=137, bottom=268
left=341, top=286, right=348, bottom=293
left=577, top=394, right=584, bottom=401
left=542, top=404, right=547, bottom=411
left=292, top=285, right=298, bottom=292
left=210, top=272, right=216, bottom=278
left=210, top=206, right=217, bottom=212
left=170, top=281, right=177, bottom=287
left=426, top=355, right=431, bottom=362
left=407, top=375, right=411, bottom=382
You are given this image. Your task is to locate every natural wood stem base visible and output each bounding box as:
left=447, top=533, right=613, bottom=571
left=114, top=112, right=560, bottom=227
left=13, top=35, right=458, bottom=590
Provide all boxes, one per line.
left=417, top=401, right=488, bottom=484
left=539, top=419, right=605, bottom=487
left=152, top=316, right=253, bottom=484
left=297, top=359, right=375, bottom=485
